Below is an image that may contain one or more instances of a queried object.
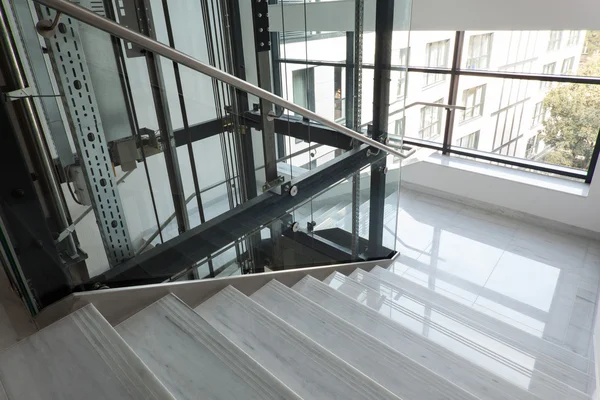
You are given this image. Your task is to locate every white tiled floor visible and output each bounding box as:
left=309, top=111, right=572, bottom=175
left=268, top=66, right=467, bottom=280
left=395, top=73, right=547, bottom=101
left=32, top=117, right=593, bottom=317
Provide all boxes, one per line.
left=394, top=188, right=600, bottom=359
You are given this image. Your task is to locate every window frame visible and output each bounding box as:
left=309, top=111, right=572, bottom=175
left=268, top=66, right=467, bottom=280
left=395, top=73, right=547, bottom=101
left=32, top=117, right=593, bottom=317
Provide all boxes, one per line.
left=461, top=84, right=486, bottom=122
left=424, top=40, right=450, bottom=87
left=466, top=33, right=493, bottom=70
left=419, top=98, right=444, bottom=140
left=548, top=30, right=563, bottom=51
left=274, top=31, right=600, bottom=184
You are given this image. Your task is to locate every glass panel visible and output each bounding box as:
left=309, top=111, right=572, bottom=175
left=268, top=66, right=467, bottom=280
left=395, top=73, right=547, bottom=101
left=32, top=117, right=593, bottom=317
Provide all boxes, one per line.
left=452, top=76, right=600, bottom=171
left=12, top=0, right=409, bottom=292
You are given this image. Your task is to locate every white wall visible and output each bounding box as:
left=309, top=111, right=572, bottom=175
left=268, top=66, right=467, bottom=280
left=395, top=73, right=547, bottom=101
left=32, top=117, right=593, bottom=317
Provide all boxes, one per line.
left=269, top=0, right=600, bottom=32
left=402, top=155, right=600, bottom=234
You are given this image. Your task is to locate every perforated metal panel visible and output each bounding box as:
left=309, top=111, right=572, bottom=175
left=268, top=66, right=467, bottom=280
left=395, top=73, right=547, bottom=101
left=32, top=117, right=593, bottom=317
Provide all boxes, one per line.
left=41, top=6, right=133, bottom=265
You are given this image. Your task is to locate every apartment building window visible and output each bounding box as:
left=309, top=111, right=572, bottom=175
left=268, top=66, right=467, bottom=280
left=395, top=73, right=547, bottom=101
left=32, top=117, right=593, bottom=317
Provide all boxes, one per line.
left=540, top=62, right=556, bottom=89
left=568, top=31, right=580, bottom=46
left=456, top=131, right=480, bottom=149
left=532, top=102, right=546, bottom=127
left=561, top=57, right=575, bottom=75
left=425, top=40, right=450, bottom=86
left=394, top=117, right=405, bottom=136
left=292, top=67, right=315, bottom=114
left=395, top=48, right=409, bottom=98
left=334, top=67, right=344, bottom=121
left=419, top=99, right=444, bottom=139
left=466, top=33, right=493, bottom=69
left=548, top=31, right=562, bottom=51
left=526, top=135, right=541, bottom=158
left=462, top=84, right=486, bottom=121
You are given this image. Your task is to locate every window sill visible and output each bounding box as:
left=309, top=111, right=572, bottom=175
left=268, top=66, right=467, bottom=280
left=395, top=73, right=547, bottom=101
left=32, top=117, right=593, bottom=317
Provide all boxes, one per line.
left=420, top=152, right=590, bottom=197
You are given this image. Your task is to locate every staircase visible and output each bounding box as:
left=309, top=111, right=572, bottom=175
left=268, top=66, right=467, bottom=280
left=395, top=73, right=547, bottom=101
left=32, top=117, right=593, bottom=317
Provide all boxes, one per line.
left=0, top=263, right=595, bottom=399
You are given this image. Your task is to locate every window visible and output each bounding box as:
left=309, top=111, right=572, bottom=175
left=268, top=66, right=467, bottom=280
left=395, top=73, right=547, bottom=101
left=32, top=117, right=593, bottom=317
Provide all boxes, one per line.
left=419, top=99, right=444, bottom=139
left=394, top=117, right=405, bottom=137
left=394, top=48, right=409, bottom=98
left=540, top=62, right=556, bottom=89
left=334, top=67, right=344, bottom=121
left=548, top=31, right=562, bottom=51
left=532, top=102, right=546, bottom=127
left=526, top=135, right=541, bottom=158
left=292, top=67, right=315, bottom=114
left=561, top=57, right=575, bottom=75
left=425, top=40, right=450, bottom=86
left=462, top=84, right=486, bottom=121
left=456, top=131, right=480, bottom=149
left=466, top=33, right=493, bottom=69
left=568, top=31, right=580, bottom=46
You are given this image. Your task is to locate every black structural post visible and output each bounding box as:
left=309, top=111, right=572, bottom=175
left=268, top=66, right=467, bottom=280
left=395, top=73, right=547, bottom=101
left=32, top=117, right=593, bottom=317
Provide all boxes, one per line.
left=442, top=31, right=465, bottom=155
left=367, top=0, right=394, bottom=258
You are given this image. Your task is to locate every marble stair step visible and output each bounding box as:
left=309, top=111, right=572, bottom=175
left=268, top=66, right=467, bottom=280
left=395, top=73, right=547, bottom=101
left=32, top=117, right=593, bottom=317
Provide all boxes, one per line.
left=377, top=264, right=590, bottom=374
left=293, top=274, right=541, bottom=400
left=369, top=265, right=591, bottom=392
left=116, top=294, right=301, bottom=400
left=195, top=285, right=401, bottom=400
left=251, top=279, right=479, bottom=400
left=344, top=268, right=589, bottom=399
left=0, top=304, right=174, bottom=400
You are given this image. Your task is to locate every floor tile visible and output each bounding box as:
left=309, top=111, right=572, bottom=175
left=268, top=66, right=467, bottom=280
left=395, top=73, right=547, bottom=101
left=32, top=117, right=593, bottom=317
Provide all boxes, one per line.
left=483, top=251, right=561, bottom=313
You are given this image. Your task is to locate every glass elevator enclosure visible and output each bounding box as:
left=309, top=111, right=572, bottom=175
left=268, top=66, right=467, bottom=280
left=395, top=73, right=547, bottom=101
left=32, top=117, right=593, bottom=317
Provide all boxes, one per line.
left=0, top=0, right=411, bottom=312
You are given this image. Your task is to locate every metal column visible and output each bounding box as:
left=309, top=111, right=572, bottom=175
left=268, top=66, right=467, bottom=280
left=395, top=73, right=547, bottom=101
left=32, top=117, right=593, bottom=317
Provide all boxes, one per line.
left=38, top=6, right=134, bottom=265
left=252, top=0, right=284, bottom=269
left=135, top=0, right=190, bottom=234
left=367, top=0, right=394, bottom=258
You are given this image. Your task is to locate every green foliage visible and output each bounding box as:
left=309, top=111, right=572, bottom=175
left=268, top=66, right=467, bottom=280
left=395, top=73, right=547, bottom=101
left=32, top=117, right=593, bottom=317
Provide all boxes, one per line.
left=541, top=55, right=600, bottom=169
left=584, top=31, right=600, bottom=56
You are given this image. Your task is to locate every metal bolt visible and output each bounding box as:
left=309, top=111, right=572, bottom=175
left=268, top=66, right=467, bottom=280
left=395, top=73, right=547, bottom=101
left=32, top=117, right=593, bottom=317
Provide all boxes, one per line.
left=379, top=166, right=388, bottom=174
left=289, top=185, right=298, bottom=197
left=257, top=12, right=262, bottom=17
left=260, top=42, right=264, bottom=47
left=292, top=222, right=299, bottom=232
left=268, top=41, right=271, bottom=45
left=259, top=28, right=263, bottom=32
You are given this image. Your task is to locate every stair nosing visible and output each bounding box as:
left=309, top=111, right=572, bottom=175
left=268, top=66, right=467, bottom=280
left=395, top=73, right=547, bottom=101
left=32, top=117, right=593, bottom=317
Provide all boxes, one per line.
left=344, top=269, right=590, bottom=398
left=252, top=279, right=480, bottom=400
left=197, top=285, right=402, bottom=400
left=294, top=274, right=543, bottom=400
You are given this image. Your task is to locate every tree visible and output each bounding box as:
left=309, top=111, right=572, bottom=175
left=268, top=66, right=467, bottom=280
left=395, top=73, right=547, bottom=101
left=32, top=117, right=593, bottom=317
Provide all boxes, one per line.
left=584, top=31, right=600, bottom=58
left=541, top=55, right=600, bottom=169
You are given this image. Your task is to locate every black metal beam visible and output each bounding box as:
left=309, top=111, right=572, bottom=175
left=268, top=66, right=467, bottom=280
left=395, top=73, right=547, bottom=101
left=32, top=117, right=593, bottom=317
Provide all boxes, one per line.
left=87, top=146, right=384, bottom=288
left=243, top=111, right=354, bottom=150
left=173, top=117, right=225, bottom=147
left=442, top=31, right=465, bottom=155
left=367, top=0, right=394, bottom=258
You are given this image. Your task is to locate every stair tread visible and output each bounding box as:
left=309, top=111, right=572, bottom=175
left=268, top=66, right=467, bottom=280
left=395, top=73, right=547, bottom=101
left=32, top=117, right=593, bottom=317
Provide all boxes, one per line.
left=345, top=268, right=589, bottom=398
left=195, top=285, right=401, bottom=400
left=116, top=294, right=301, bottom=400
left=293, top=274, right=542, bottom=400
left=369, top=265, right=591, bottom=391
left=377, top=264, right=590, bottom=373
left=0, top=304, right=174, bottom=400
left=251, top=279, right=479, bottom=400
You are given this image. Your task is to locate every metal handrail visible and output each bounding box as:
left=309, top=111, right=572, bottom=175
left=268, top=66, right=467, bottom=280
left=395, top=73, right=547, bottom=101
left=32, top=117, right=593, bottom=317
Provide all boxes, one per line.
left=32, top=0, right=407, bottom=159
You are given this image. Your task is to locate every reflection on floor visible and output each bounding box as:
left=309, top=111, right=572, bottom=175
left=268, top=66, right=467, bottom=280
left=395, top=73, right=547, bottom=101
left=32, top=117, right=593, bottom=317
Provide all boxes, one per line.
left=393, top=188, right=599, bottom=362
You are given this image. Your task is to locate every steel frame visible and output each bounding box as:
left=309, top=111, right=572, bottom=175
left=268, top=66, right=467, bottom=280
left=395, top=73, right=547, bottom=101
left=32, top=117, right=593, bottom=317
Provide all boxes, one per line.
left=88, top=146, right=385, bottom=287
left=39, top=5, right=134, bottom=265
